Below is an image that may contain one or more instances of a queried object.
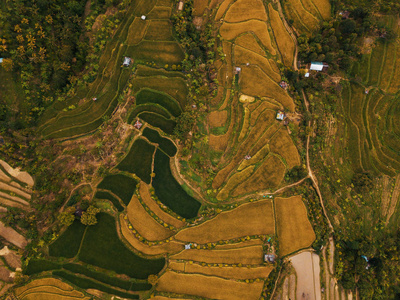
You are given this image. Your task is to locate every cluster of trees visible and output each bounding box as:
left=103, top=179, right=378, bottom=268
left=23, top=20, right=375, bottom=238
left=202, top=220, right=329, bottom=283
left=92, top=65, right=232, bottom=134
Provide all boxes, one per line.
left=58, top=204, right=100, bottom=227
left=0, top=0, right=124, bottom=129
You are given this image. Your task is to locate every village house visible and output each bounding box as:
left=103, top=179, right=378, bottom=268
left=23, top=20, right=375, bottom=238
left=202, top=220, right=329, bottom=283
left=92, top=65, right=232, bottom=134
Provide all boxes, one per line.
left=134, top=120, right=143, bottom=130
left=276, top=111, right=286, bottom=121
left=178, top=1, right=184, bottom=11
left=279, top=81, right=288, bottom=89
left=141, top=15, right=146, bottom=20
left=123, top=56, right=132, bottom=67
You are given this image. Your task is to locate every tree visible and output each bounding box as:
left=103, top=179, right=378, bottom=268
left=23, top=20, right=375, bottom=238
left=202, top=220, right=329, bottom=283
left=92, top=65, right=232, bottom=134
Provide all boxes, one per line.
left=57, top=206, right=75, bottom=226
left=352, top=172, right=373, bottom=193
left=80, top=205, right=100, bottom=226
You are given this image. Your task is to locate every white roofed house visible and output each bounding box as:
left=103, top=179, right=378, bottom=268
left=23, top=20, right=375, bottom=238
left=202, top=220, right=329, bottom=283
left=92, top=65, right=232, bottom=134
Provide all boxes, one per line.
left=309, top=62, right=324, bottom=71
left=123, top=56, right=132, bottom=67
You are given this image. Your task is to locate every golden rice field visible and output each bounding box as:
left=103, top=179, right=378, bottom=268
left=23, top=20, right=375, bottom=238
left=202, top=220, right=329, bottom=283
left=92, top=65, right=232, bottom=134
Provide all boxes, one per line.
left=15, top=278, right=89, bottom=300
left=235, top=33, right=268, bottom=56
left=269, top=128, right=301, bottom=169
left=156, top=271, right=264, bottom=300
left=268, top=3, right=295, bottom=66
left=275, top=196, right=316, bottom=256
left=208, top=109, right=228, bottom=127
left=127, top=17, right=148, bottom=45
left=171, top=245, right=264, bottom=265
left=127, top=195, right=175, bottom=241
left=175, top=200, right=275, bottom=243
left=120, top=215, right=184, bottom=256
left=169, top=261, right=273, bottom=280
left=223, top=0, right=268, bottom=22
left=138, top=182, right=185, bottom=228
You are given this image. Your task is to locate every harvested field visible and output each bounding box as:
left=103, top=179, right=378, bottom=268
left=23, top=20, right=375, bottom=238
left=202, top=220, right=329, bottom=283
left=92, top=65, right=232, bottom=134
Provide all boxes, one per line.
left=120, top=215, right=184, bottom=256
left=275, top=196, right=316, bottom=256
left=240, top=65, right=295, bottom=111
left=0, top=221, right=27, bottom=249
left=156, top=271, right=264, bottom=300
left=138, top=182, right=185, bottom=228
left=171, top=245, right=264, bottom=265
left=217, top=166, right=255, bottom=200
left=209, top=133, right=230, bottom=151
left=235, top=45, right=280, bottom=82
left=290, top=251, right=321, bottom=300
left=220, top=20, right=276, bottom=55
left=176, top=200, right=274, bottom=243
left=170, top=261, right=273, bottom=280
left=117, top=138, right=155, bottom=184
left=224, top=0, right=268, bottom=22
left=269, top=128, right=300, bottom=169
left=208, top=110, right=228, bottom=128
left=232, top=155, right=286, bottom=197
left=0, top=160, right=34, bottom=187
left=268, top=4, right=295, bottom=66
left=15, top=278, right=89, bottom=300
left=193, top=0, right=209, bottom=16
left=127, top=195, right=175, bottom=241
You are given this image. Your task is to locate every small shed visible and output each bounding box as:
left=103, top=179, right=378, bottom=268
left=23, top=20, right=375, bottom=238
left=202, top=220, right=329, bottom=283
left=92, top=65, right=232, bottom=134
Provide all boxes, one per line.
left=305, top=72, right=310, bottom=78
left=310, top=62, right=324, bottom=71
left=123, top=56, right=132, bottom=67
left=178, top=1, right=184, bottom=10
left=279, top=81, right=288, bottom=89
left=276, top=111, right=286, bottom=121
left=134, top=120, right=143, bottom=130
left=141, top=15, right=146, bottom=20
left=0, top=58, right=3, bottom=63
left=264, top=254, right=276, bottom=263
left=339, top=11, right=350, bottom=19
left=234, top=67, right=242, bottom=74
left=185, top=244, right=191, bottom=250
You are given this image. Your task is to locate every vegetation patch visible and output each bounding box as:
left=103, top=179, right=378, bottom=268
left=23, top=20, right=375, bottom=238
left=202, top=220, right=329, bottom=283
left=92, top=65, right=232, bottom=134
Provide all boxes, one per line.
left=24, top=259, right=62, bottom=276
left=97, top=174, right=138, bottom=206
left=142, top=127, right=177, bottom=157
left=94, top=190, right=124, bottom=212
left=117, top=138, right=155, bottom=184
left=152, top=150, right=201, bottom=219
left=78, top=213, right=165, bottom=279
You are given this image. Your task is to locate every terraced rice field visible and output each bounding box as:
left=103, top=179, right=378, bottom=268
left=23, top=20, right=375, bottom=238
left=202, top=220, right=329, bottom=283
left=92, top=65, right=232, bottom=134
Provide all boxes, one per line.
left=283, top=0, right=331, bottom=35
left=38, top=0, right=185, bottom=139
left=339, top=22, right=400, bottom=177
left=0, top=160, right=33, bottom=211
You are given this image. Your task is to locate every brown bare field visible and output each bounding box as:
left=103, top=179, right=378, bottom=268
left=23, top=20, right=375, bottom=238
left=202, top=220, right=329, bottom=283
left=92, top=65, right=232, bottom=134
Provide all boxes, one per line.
left=126, top=17, right=148, bottom=45
left=224, top=0, right=268, bottom=22
left=240, top=65, right=295, bottom=111
left=175, top=200, right=274, bottom=243
left=127, top=195, right=174, bottom=241
left=0, top=221, right=27, bottom=249
left=214, top=238, right=264, bottom=249
left=275, top=196, right=316, bottom=256
left=213, top=109, right=276, bottom=189
left=156, top=271, right=264, bottom=299
left=311, top=0, right=331, bottom=19
left=193, top=0, right=209, bottom=16
left=0, top=182, right=31, bottom=200
left=232, top=154, right=286, bottom=196
left=139, top=182, right=185, bottom=228
left=15, top=278, right=89, bottom=300
left=235, top=33, right=268, bottom=56
left=171, top=245, right=264, bottom=265
left=120, top=215, right=184, bottom=255
left=235, top=45, right=280, bottom=82
left=238, top=107, right=250, bottom=142
left=172, top=261, right=274, bottom=280
left=215, top=0, right=235, bottom=20
left=217, top=166, right=255, bottom=200
left=0, top=192, right=30, bottom=207
left=269, top=128, right=300, bottom=169
left=0, top=160, right=34, bottom=187
left=268, top=4, right=295, bottom=66
left=208, top=110, right=228, bottom=128
left=220, top=20, right=276, bottom=55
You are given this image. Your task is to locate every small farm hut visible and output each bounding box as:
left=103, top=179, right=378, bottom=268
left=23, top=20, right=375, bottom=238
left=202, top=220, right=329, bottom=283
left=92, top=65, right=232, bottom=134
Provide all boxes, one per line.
left=310, top=62, right=324, bottom=71
left=178, top=1, right=184, bottom=10
left=234, top=67, right=242, bottom=74
left=185, top=244, right=191, bottom=250
left=276, top=111, right=286, bottom=121
left=0, top=58, right=3, bottom=63
left=134, top=120, right=143, bottom=130
left=141, top=15, right=146, bottom=20
left=123, top=56, right=132, bottom=67
left=264, top=254, right=276, bottom=263
left=279, top=81, right=288, bottom=89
